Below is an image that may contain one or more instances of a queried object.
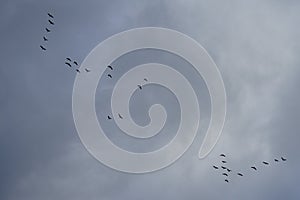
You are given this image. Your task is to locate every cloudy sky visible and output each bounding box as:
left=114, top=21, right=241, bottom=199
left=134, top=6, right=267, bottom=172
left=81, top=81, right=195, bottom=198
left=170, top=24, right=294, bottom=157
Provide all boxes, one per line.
left=1, top=0, right=300, bottom=199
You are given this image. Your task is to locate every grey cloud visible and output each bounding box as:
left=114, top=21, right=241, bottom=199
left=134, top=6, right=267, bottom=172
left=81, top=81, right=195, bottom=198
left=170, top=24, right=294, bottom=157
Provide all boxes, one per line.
left=1, top=0, right=300, bottom=200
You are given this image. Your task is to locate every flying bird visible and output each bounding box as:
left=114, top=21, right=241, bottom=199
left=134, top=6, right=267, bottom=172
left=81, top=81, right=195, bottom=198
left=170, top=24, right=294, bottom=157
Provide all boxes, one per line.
left=85, top=68, right=91, bottom=72
left=251, top=166, right=257, bottom=171
left=47, top=13, right=54, bottom=18
left=144, top=78, right=148, bottom=82
left=237, top=173, right=244, bottom=177
left=213, top=166, right=219, bottom=170
left=274, top=159, right=279, bottom=162
left=40, top=45, right=46, bottom=51
left=221, top=166, right=227, bottom=170
left=43, top=36, right=48, bottom=41
left=107, top=74, right=112, bottom=78
left=76, top=69, right=80, bottom=73
left=73, top=61, right=78, bottom=66
left=225, top=179, right=229, bottom=183
left=107, top=115, right=112, bottom=120
left=48, top=19, right=55, bottom=25
left=65, top=62, right=72, bottom=67
left=118, top=113, right=123, bottom=119
left=227, top=169, right=232, bottom=172
left=281, top=157, right=287, bottom=161
left=107, top=65, right=113, bottom=70
left=222, top=173, right=228, bottom=177
left=262, top=161, right=269, bottom=165
left=137, top=85, right=142, bottom=90
left=66, top=57, right=71, bottom=62
left=220, top=154, right=226, bottom=157
left=222, top=160, right=227, bottom=163
left=45, top=28, right=51, bottom=32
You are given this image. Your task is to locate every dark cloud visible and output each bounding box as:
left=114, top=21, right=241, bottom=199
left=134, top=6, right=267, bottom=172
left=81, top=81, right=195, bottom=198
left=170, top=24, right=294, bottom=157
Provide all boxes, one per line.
left=0, top=0, right=299, bottom=199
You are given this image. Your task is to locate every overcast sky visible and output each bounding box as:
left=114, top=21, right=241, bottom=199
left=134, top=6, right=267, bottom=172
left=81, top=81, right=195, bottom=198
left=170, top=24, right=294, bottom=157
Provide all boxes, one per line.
left=1, top=0, right=300, bottom=199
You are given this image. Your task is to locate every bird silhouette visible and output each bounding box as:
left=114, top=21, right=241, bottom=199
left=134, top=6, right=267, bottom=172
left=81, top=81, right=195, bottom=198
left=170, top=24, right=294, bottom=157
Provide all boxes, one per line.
left=262, top=161, right=269, bottom=165
left=76, top=69, right=80, bottom=73
left=138, top=85, right=142, bottom=90
left=220, top=154, right=226, bottom=157
left=107, top=115, right=112, bottom=120
left=48, top=19, right=55, bottom=25
left=144, top=78, right=148, bottom=82
left=107, top=65, right=113, bottom=70
left=213, top=166, right=219, bottom=170
left=65, top=62, right=72, bottom=67
left=118, top=113, right=123, bottom=119
left=274, top=159, right=279, bottom=162
left=85, top=68, right=91, bottom=72
left=237, top=173, right=244, bottom=177
left=281, top=157, right=287, bottom=161
left=66, top=57, right=71, bottom=62
left=73, top=61, right=78, bottom=66
left=225, top=179, right=229, bottom=183
left=251, top=166, right=257, bottom=171
left=221, top=160, right=227, bottom=164
left=47, top=13, right=54, bottom=18
left=221, top=166, right=227, bottom=170
left=222, top=173, right=228, bottom=177
left=45, top=28, right=51, bottom=32
left=40, top=45, right=46, bottom=51
left=227, top=168, right=232, bottom=172
left=43, top=36, right=48, bottom=41
left=107, top=74, right=112, bottom=78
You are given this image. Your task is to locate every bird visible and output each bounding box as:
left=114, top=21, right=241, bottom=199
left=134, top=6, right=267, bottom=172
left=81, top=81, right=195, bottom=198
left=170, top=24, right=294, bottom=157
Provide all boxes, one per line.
left=220, top=154, right=226, bottom=157
left=227, top=169, right=232, bottom=172
left=262, top=161, right=269, bottom=165
left=85, top=68, right=91, bottom=72
left=107, top=115, right=112, bottom=120
left=47, top=13, right=54, bottom=18
left=225, top=179, right=229, bottom=183
left=144, top=78, right=148, bottom=82
left=118, top=113, right=123, bottom=119
left=40, top=45, right=46, bottom=51
left=66, top=57, right=71, bottom=62
left=73, top=61, right=78, bottom=66
left=221, top=166, right=227, bottom=170
left=65, top=62, right=72, bottom=67
left=251, top=166, right=257, bottom=171
left=76, top=69, right=80, bottom=73
left=274, top=159, right=279, bottom=162
left=107, top=65, right=113, bottom=70
left=43, top=36, right=48, bottom=41
left=137, top=85, right=142, bottom=90
left=213, top=166, right=219, bottom=170
left=45, top=28, right=51, bottom=32
left=107, top=74, right=112, bottom=78
left=222, top=173, right=228, bottom=177
left=281, top=157, right=287, bottom=161
left=48, top=19, right=55, bottom=25
left=237, top=173, right=244, bottom=177
left=221, top=160, right=227, bottom=164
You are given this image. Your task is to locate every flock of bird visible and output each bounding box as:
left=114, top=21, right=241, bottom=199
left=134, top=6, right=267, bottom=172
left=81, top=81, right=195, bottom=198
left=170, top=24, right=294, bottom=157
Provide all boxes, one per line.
left=64, top=57, right=90, bottom=73
left=38, top=13, right=291, bottom=184
left=39, top=12, right=90, bottom=74
left=38, top=11, right=155, bottom=83
left=39, top=13, right=55, bottom=51
left=212, top=154, right=287, bottom=183
left=38, top=12, right=148, bottom=90
left=105, top=65, right=149, bottom=120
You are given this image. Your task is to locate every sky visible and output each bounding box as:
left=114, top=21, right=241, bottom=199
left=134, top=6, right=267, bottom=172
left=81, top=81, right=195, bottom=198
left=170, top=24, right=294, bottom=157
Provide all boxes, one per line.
left=0, top=0, right=300, bottom=199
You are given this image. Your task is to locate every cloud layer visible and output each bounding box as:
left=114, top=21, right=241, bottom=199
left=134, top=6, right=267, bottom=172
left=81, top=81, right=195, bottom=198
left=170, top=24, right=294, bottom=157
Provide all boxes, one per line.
left=0, top=0, right=299, bottom=199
